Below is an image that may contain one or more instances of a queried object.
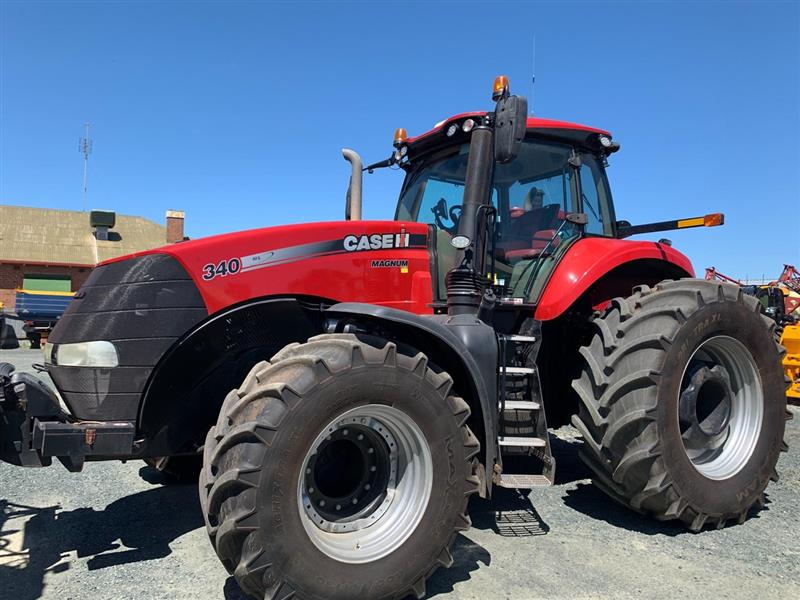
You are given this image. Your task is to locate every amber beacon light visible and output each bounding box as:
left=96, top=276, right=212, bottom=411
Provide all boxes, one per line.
left=492, top=75, right=510, bottom=101
left=393, top=128, right=408, bottom=147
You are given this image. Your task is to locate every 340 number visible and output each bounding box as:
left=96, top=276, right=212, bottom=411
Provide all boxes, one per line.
left=202, top=257, right=241, bottom=280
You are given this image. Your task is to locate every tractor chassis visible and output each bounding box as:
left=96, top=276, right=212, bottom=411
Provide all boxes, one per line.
left=0, top=366, right=135, bottom=471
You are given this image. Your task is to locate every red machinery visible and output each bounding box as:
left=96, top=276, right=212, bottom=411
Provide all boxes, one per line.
left=777, top=264, right=800, bottom=291
left=0, top=77, right=790, bottom=600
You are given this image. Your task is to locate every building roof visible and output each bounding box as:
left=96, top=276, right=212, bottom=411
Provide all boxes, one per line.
left=0, top=205, right=167, bottom=266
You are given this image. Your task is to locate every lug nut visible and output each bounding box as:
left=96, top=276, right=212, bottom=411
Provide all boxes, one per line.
left=352, top=498, right=358, bottom=505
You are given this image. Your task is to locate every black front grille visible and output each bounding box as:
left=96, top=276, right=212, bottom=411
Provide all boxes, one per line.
left=47, top=254, right=208, bottom=421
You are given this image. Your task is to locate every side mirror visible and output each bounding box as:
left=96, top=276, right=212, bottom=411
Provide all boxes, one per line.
left=493, top=94, right=528, bottom=164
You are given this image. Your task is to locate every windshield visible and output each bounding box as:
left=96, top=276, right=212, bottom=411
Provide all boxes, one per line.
left=397, top=138, right=602, bottom=301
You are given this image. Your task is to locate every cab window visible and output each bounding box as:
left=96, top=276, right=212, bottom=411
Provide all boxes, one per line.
left=579, top=154, right=614, bottom=236
left=398, top=144, right=498, bottom=232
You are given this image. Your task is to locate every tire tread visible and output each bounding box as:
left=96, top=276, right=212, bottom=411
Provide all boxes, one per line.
left=200, top=333, right=479, bottom=599
left=572, top=279, right=788, bottom=530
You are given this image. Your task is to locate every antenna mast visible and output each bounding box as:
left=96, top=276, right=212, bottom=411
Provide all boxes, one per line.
left=79, top=123, right=92, bottom=212
left=529, top=34, right=536, bottom=115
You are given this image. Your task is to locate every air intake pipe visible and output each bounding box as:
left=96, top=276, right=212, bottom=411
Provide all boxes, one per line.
left=446, top=125, right=494, bottom=317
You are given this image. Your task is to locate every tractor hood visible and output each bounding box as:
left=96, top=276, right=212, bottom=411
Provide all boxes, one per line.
left=101, top=220, right=432, bottom=314
left=46, top=220, right=432, bottom=422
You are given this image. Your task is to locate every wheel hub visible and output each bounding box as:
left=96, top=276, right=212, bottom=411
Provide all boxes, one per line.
left=679, top=364, right=734, bottom=439
left=297, top=404, right=433, bottom=564
left=301, top=415, right=398, bottom=533
left=678, top=335, right=764, bottom=480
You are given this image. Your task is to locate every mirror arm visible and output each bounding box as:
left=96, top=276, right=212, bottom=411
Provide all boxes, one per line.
left=363, top=154, right=396, bottom=173
left=616, top=214, right=725, bottom=238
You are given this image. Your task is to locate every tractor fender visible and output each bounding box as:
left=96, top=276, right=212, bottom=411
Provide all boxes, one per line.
left=326, top=302, right=499, bottom=494
left=535, top=237, right=694, bottom=321
left=137, top=296, right=326, bottom=456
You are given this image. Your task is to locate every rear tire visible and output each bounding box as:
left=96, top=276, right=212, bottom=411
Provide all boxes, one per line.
left=199, top=334, right=480, bottom=599
left=572, top=280, right=790, bottom=530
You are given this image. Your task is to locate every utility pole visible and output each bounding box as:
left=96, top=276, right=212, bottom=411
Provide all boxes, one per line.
left=79, top=123, right=92, bottom=212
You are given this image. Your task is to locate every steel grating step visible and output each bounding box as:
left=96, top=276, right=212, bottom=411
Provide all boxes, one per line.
left=497, top=473, right=552, bottom=489
left=498, top=436, right=546, bottom=447
left=503, top=400, right=540, bottom=411
left=494, top=507, right=549, bottom=536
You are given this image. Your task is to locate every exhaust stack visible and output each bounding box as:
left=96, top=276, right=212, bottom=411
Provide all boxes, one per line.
left=342, top=148, right=362, bottom=220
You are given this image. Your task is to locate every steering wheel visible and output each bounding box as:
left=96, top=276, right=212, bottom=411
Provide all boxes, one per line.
left=431, top=198, right=462, bottom=235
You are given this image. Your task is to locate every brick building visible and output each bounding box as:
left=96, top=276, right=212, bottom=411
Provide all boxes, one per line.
left=0, top=206, right=185, bottom=311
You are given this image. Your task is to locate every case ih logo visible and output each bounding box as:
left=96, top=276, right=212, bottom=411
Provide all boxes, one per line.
left=200, top=233, right=423, bottom=281
left=343, top=233, right=410, bottom=252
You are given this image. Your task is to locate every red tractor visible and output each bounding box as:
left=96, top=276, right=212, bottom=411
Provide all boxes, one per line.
left=0, top=77, right=790, bottom=599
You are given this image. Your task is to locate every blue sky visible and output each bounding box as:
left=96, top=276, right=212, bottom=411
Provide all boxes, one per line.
left=1, top=0, right=798, bottom=280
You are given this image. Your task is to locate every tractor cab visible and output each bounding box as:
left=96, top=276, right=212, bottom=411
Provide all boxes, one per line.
left=339, top=76, right=721, bottom=323
left=394, top=118, right=617, bottom=304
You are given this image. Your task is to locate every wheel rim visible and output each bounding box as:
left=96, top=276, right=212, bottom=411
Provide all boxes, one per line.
left=297, top=404, right=433, bottom=564
left=678, top=335, right=764, bottom=480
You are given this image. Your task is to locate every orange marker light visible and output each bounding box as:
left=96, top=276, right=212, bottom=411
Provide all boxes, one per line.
left=703, top=213, right=724, bottom=227
left=393, top=128, right=408, bottom=147
left=492, top=75, right=510, bottom=101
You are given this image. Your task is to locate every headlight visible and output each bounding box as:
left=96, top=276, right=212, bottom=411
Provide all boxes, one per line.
left=43, top=343, right=55, bottom=364
left=47, top=341, right=119, bottom=368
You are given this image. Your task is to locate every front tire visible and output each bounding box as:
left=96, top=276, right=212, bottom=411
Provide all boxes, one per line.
left=572, top=280, right=790, bottom=530
left=199, top=334, right=480, bottom=599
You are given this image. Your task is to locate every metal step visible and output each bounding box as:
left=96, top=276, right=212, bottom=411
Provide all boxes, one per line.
left=498, top=436, right=546, bottom=447
left=504, top=334, right=537, bottom=343
left=503, top=400, right=540, bottom=411
left=500, top=366, right=535, bottom=375
left=497, top=473, right=552, bottom=489
left=494, top=507, right=548, bottom=536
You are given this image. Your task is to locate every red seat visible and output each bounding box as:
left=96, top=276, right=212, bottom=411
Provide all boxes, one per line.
left=501, top=203, right=562, bottom=262
left=504, top=230, right=560, bottom=261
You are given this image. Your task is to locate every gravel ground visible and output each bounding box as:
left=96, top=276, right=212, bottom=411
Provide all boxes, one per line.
left=1, top=348, right=798, bottom=600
